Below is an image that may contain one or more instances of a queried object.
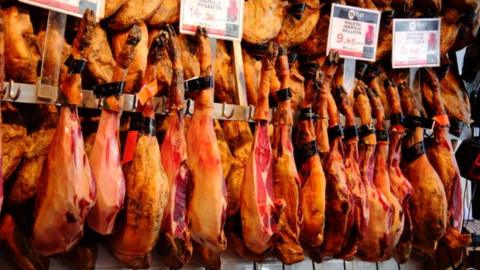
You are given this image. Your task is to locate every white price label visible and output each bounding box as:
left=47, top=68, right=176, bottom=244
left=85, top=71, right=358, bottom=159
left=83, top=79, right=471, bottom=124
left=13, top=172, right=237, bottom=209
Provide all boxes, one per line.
left=20, top=0, right=104, bottom=19
left=327, top=4, right=381, bottom=62
left=180, top=0, right=244, bottom=41
left=392, top=18, right=441, bottom=68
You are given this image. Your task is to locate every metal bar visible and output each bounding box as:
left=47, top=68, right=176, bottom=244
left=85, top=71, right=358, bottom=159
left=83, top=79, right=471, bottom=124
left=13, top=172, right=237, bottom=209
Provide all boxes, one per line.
left=232, top=41, right=248, bottom=106
left=1, top=83, right=257, bottom=122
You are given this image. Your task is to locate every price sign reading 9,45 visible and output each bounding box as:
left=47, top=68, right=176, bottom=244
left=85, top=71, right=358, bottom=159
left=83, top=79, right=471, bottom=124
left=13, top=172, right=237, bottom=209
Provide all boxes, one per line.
left=327, top=4, right=381, bottom=62
left=180, top=0, right=244, bottom=41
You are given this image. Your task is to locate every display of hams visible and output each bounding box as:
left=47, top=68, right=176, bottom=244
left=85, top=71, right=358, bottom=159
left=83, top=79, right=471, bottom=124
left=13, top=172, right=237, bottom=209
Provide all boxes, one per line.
left=111, top=29, right=169, bottom=268
left=86, top=24, right=141, bottom=235
left=186, top=28, right=227, bottom=253
left=0, top=0, right=477, bottom=267
left=31, top=10, right=97, bottom=256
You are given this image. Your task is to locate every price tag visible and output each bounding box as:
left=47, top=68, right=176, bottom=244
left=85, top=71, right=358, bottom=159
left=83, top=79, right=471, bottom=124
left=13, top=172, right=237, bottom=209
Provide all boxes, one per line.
left=180, top=0, right=244, bottom=41
left=327, top=4, right=381, bottom=62
left=392, top=18, right=441, bottom=68
left=19, top=0, right=104, bottom=19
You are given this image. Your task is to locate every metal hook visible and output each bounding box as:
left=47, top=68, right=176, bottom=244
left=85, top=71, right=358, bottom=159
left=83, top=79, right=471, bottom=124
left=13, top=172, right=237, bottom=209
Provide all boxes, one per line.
left=161, top=96, right=169, bottom=114
left=132, top=94, right=138, bottom=112
left=312, top=260, right=316, bottom=270
left=221, top=102, right=235, bottom=119
left=248, top=105, right=255, bottom=121
left=7, top=80, right=20, bottom=101
left=185, top=98, right=194, bottom=116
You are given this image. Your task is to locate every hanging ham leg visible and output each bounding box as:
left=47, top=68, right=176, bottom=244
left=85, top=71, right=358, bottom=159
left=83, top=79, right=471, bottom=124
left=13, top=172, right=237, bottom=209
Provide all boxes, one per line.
left=87, top=24, right=141, bottom=235
left=271, top=47, right=303, bottom=265
left=355, top=83, right=393, bottom=262
left=158, top=25, right=193, bottom=269
left=333, top=86, right=368, bottom=260
left=293, top=69, right=326, bottom=254
left=111, top=32, right=169, bottom=268
left=186, top=28, right=227, bottom=253
left=398, top=82, right=447, bottom=255
left=314, top=53, right=352, bottom=260
left=385, top=80, right=413, bottom=263
left=32, top=10, right=96, bottom=256
left=421, top=69, right=470, bottom=249
left=0, top=8, right=4, bottom=212
left=367, top=87, right=404, bottom=260
left=241, top=42, right=282, bottom=255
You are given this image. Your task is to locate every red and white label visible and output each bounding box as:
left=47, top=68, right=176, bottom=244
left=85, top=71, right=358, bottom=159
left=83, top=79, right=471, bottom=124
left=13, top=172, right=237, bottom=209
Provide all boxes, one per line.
left=392, top=18, right=441, bottom=68
left=180, top=0, right=244, bottom=41
left=327, top=4, right=381, bottom=62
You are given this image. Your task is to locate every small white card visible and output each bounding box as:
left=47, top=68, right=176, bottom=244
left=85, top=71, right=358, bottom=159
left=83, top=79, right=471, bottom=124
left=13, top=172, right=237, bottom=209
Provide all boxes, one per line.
left=327, top=4, right=381, bottom=62
left=392, top=18, right=441, bottom=68
left=180, top=0, right=244, bottom=41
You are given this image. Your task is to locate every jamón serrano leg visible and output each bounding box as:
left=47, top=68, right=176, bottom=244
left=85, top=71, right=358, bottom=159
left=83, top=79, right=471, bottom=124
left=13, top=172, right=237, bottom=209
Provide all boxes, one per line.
left=87, top=24, right=141, bottom=235
left=293, top=69, right=326, bottom=255
left=186, top=28, right=227, bottom=253
left=355, top=83, right=393, bottom=262
left=32, top=10, right=96, bottom=256
left=158, top=25, right=193, bottom=269
left=271, top=47, right=304, bottom=265
left=368, top=87, right=404, bottom=260
left=385, top=80, right=413, bottom=263
left=111, top=31, right=169, bottom=268
left=241, top=43, right=282, bottom=255
left=421, top=69, right=470, bottom=249
left=398, top=82, right=447, bottom=255
left=333, top=86, right=368, bottom=260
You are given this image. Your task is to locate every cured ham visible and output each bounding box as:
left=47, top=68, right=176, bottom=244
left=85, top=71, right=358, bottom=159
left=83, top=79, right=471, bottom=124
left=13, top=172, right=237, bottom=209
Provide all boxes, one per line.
left=158, top=26, right=193, bottom=269
left=293, top=68, right=326, bottom=254
left=421, top=69, right=470, bottom=249
left=243, top=0, right=284, bottom=44
left=186, top=28, right=227, bottom=253
left=32, top=10, right=96, bottom=256
left=111, top=30, right=169, bottom=268
left=271, top=47, right=303, bottom=265
left=367, top=87, right=404, bottom=260
left=333, top=86, right=368, bottom=260
left=314, top=53, right=352, bottom=260
left=86, top=25, right=140, bottom=235
left=398, top=82, right=447, bottom=255
left=241, top=42, right=281, bottom=255
left=385, top=80, right=413, bottom=263
left=355, top=83, right=392, bottom=262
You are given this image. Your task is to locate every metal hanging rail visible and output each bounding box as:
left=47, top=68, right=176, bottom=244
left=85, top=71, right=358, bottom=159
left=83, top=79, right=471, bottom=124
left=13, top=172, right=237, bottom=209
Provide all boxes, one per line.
left=1, top=81, right=256, bottom=122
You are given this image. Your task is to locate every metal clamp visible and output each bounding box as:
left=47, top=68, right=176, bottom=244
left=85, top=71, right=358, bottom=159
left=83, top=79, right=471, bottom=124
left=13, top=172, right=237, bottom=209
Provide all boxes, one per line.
left=185, top=98, right=194, bottom=116
left=248, top=105, right=255, bottom=121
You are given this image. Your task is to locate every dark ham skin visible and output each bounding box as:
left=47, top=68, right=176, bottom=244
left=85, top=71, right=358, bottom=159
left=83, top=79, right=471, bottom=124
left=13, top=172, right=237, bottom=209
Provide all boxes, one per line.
left=186, top=28, right=227, bottom=253
left=0, top=7, right=4, bottom=212
left=87, top=24, right=141, bottom=235
left=421, top=68, right=471, bottom=249
left=333, top=85, right=369, bottom=260
left=31, top=10, right=97, bottom=256
left=241, top=42, right=283, bottom=255
left=398, top=82, right=447, bottom=256
left=158, top=25, right=193, bottom=269
left=385, top=80, right=413, bottom=263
